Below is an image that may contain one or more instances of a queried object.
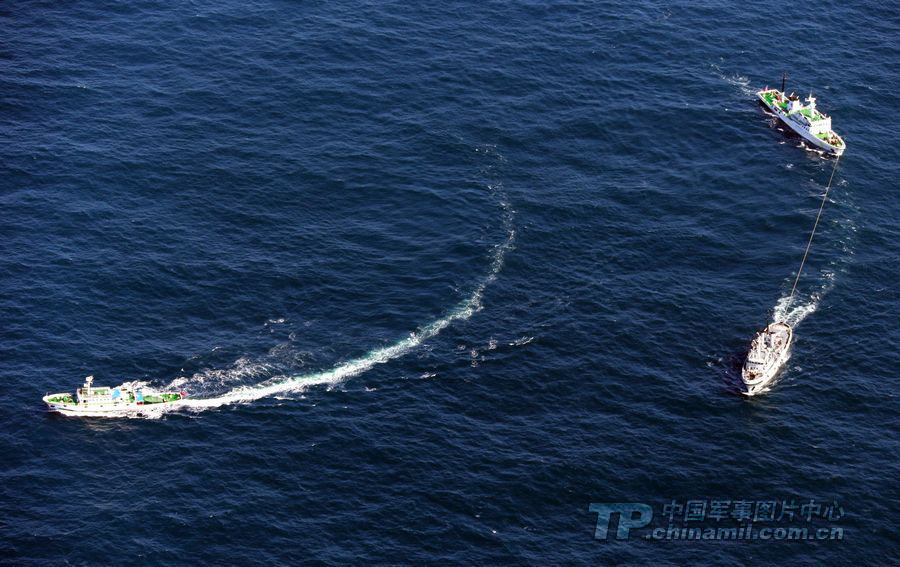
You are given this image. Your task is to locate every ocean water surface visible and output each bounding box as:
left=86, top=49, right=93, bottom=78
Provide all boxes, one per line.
left=2, top=1, right=899, bottom=564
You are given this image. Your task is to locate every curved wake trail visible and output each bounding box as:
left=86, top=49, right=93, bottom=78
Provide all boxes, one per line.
left=175, top=186, right=515, bottom=413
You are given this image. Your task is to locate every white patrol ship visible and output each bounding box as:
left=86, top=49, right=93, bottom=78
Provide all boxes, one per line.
left=742, top=322, right=793, bottom=396
left=757, top=81, right=845, bottom=155
left=43, top=376, right=187, bottom=417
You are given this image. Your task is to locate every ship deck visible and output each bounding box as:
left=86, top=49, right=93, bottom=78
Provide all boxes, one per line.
left=45, top=392, right=183, bottom=405
left=761, top=90, right=789, bottom=112
left=761, top=91, right=826, bottom=121
left=760, top=90, right=840, bottom=144
left=142, top=393, right=182, bottom=403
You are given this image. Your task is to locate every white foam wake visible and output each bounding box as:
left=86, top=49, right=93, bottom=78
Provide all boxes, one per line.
left=772, top=180, right=855, bottom=329
left=709, top=63, right=756, bottom=98
left=173, top=184, right=515, bottom=414
left=771, top=282, right=827, bottom=327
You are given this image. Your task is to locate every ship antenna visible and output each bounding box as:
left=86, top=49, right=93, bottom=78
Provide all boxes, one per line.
left=786, top=153, right=842, bottom=310
left=781, top=72, right=787, bottom=93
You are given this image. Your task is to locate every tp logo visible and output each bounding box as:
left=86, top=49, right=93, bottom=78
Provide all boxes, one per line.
left=589, top=503, right=653, bottom=540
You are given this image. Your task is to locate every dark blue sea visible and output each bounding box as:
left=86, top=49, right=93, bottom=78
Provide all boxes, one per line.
left=2, top=1, right=898, bottom=564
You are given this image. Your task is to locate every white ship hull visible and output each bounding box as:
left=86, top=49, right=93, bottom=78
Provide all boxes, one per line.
left=43, top=377, right=186, bottom=417
left=757, top=89, right=845, bottom=156
left=43, top=396, right=179, bottom=417
left=742, top=322, right=793, bottom=396
left=741, top=345, right=791, bottom=396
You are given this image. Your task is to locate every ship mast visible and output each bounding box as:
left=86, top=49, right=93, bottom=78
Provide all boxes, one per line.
left=83, top=375, right=94, bottom=404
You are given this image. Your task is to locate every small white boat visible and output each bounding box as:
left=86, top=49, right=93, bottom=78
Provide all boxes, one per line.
left=43, top=376, right=187, bottom=417
left=742, top=322, right=793, bottom=396
left=757, top=86, right=845, bottom=155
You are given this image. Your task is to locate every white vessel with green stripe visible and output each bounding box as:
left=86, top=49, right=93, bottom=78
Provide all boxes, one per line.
left=43, top=376, right=187, bottom=417
left=757, top=86, right=845, bottom=155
